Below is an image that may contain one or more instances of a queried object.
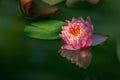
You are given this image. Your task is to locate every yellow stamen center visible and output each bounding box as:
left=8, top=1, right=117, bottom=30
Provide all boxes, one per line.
left=68, top=24, right=81, bottom=38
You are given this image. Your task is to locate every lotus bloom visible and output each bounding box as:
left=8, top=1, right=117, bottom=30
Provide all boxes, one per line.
left=59, top=17, right=108, bottom=68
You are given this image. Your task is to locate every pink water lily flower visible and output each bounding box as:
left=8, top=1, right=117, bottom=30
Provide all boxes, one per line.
left=59, top=17, right=108, bottom=68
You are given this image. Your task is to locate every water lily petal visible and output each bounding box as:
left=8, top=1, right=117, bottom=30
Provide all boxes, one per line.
left=20, top=0, right=58, bottom=19
left=60, top=17, right=93, bottom=50
left=29, top=7, right=58, bottom=19
left=61, top=45, right=75, bottom=50
left=86, top=16, right=91, bottom=25
left=92, top=34, right=108, bottom=46
left=59, top=17, right=108, bottom=68
left=20, top=0, right=32, bottom=15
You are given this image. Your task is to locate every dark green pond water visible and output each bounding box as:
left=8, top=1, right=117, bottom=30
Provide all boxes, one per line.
left=0, top=0, right=120, bottom=80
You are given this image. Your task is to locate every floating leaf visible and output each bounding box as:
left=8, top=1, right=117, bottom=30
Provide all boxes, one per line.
left=92, top=34, right=108, bottom=46
left=24, top=20, right=65, bottom=39
left=66, top=0, right=92, bottom=7
left=66, top=0, right=99, bottom=7
left=66, top=0, right=81, bottom=7
left=86, top=0, right=100, bottom=4
left=20, top=0, right=58, bottom=19
left=42, top=0, right=64, bottom=5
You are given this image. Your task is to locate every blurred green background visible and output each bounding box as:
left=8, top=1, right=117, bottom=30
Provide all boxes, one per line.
left=0, top=0, right=120, bottom=80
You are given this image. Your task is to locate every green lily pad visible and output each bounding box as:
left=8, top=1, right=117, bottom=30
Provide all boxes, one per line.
left=66, top=0, right=83, bottom=7
left=42, top=0, right=64, bottom=5
left=66, top=0, right=98, bottom=7
left=24, top=20, right=65, bottom=40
